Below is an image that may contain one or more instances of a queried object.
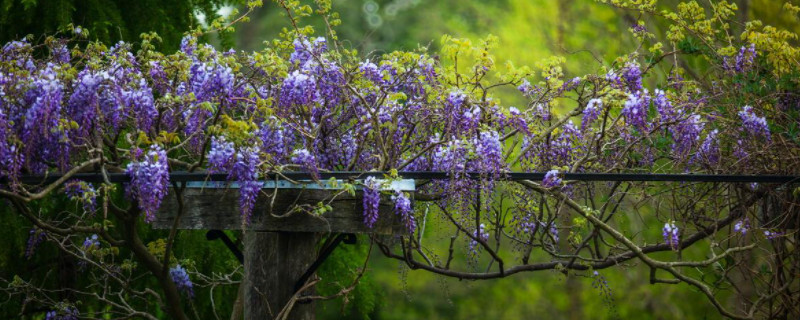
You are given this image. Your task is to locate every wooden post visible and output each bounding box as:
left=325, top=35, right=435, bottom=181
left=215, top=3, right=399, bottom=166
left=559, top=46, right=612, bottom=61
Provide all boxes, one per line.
left=244, top=232, right=318, bottom=320
left=155, top=179, right=414, bottom=320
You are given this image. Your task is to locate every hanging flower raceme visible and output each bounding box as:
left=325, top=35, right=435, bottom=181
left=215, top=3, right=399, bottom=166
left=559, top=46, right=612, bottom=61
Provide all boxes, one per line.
left=207, top=137, right=236, bottom=172
left=670, top=114, right=704, bottom=158
left=362, top=176, right=381, bottom=228
left=693, top=129, right=720, bottom=167
left=25, top=227, right=46, bottom=259
left=392, top=189, right=415, bottom=234
left=622, top=89, right=650, bottom=131
left=123, top=78, right=157, bottom=132
left=468, top=223, right=489, bottom=260
left=22, top=63, right=67, bottom=171
left=621, top=62, right=643, bottom=92
left=663, top=222, right=679, bottom=250
left=169, top=265, right=195, bottom=298
left=724, top=44, right=757, bottom=73
left=231, top=148, right=261, bottom=222
left=206, top=137, right=261, bottom=221
left=291, top=149, right=319, bottom=180
left=290, top=36, right=328, bottom=67
left=581, top=98, right=603, bottom=132
left=653, top=89, right=674, bottom=120
left=126, top=145, right=170, bottom=223
left=280, top=70, right=317, bottom=107
left=474, top=130, right=504, bottom=175
left=738, top=105, right=771, bottom=141
left=258, top=117, right=293, bottom=161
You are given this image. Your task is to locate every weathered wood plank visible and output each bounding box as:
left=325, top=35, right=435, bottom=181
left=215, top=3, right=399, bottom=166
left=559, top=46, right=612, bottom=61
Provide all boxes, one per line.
left=153, top=187, right=410, bottom=234
left=244, top=231, right=318, bottom=320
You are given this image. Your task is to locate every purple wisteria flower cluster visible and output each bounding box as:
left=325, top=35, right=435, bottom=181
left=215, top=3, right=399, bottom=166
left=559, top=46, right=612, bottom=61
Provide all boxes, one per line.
left=25, top=227, right=45, bottom=259
left=733, top=218, right=750, bottom=236
left=362, top=177, right=381, bottom=228
left=542, top=170, right=562, bottom=188
left=468, top=223, right=489, bottom=260
left=663, top=222, right=680, bottom=250
left=392, top=189, right=415, bottom=234
left=724, top=44, right=757, bottom=73
left=45, top=306, right=79, bottom=320
left=64, top=180, right=97, bottom=213
left=738, top=105, right=771, bottom=141
left=207, top=137, right=261, bottom=221
left=169, top=265, right=195, bottom=298
left=126, top=146, right=170, bottom=223
left=83, top=234, right=100, bottom=250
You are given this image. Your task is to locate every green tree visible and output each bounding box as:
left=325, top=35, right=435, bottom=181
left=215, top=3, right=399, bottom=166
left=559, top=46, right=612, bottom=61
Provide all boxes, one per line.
left=0, top=0, right=237, bottom=50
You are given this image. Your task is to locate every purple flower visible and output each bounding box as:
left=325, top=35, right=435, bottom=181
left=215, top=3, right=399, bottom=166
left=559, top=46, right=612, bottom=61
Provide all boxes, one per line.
left=280, top=70, right=317, bottom=107
left=542, top=170, right=562, bottom=188
left=653, top=89, right=674, bottom=120
left=733, top=139, right=749, bottom=160
left=733, top=218, right=750, bottom=236
left=362, top=177, right=381, bottom=228
left=230, top=148, right=261, bottom=222
left=763, top=230, right=782, bottom=240
left=392, top=189, right=415, bottom=234
left=468, top=223, right=489, bottom=259
left=169, top=265, right=195, bottom=298
left=663, top=222, right=679, bottom=250
left=360, top=60, right=385, bottom=84
left=290, top=36, right=327, bottom=67
left=671, top=114, right=704, bottom=157
left=582, top=98, right=603, bottom=131
left=508, top=107, right=528, bottom=133
left=258, top=118, right=293, bottom=161
left=725, top=44, right=757, bottom=73
left=622, top=89, right=650, bottom=131
left=207, top=136, right=235, bottom=173
left=291, top=149, right=319, bottom=180
left=474, top=130, right=504, bottom=174
left=51, top=43, right=70, bottom=64
left=126, top=145, right=170, bottom=223
left=64, top=180, right=97, bottom=213
left=517, top=79, right=533, bottom=95
left=83, top=234, right=100, bottom=250
left=188, top=61, right=234, bottom=102
left=25, top=228, right=46, bottom=259
left=542, top=221, right=559, bottom=242
left=738, top=105, right=770, bottom=141
left=123, top=78, right=156, bottom=131
left=622, top=62, right=642, bottom=92
left=45, top=306, right=78, bottom=320
left=693, top=129, right=719, bottom=166
left=180, top=35, right=196, bottom=56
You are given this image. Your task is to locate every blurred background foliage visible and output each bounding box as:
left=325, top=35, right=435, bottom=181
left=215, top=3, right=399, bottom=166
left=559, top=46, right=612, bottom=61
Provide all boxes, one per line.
left=2, top=0, right=800, bottom=319
left=0, top=0, right=241, bottom=51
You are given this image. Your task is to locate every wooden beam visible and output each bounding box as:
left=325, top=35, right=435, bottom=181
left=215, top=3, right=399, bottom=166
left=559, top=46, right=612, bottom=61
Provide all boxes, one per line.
left=154, top=187, right=409, bottom=234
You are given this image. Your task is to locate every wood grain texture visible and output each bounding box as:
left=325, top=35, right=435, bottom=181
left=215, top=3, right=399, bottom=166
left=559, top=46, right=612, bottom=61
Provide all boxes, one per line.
left=244, top=232, right=319, bottom=320
left=154, top=187, right=410, bottom=234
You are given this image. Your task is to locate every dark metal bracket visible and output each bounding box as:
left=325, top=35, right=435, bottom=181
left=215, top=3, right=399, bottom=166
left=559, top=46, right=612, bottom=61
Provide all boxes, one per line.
left=206, top=230, right=244, bottom=263
left=295, top=233, right=357, bottom=299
